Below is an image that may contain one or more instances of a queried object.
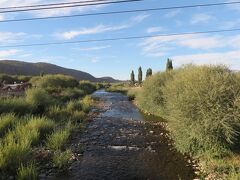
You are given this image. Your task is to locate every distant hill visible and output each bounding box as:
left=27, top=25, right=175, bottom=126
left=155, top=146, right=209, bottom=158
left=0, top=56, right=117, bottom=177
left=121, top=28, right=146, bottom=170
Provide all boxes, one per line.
left=0, top=60, right=120, bottom=83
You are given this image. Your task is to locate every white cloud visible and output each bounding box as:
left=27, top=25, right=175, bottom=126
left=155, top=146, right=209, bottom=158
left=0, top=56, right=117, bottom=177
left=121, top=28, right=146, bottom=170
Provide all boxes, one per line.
left=75, top=45, right=111, bottom=51
left=131, top=14, right=150, bottom=23
left=140, top=34, right=226, bottom=57
left=57, top=14, right=150, bottom=40
left=0, top=49, right=20, bottom=58
left=164, top=10, right=181, bottom=18
left=0, top=15, right=5, bottom=21
left=0, top=32, right=26, bottom=43
left=58, top=24, right=129, bottom=40
left=171, top=50, right=240, bottom=70
left=191, top=13, right=214, bottom=24
left=146, top=26, right=165, bottom=33
left=0, top=0, right=107, bottom=18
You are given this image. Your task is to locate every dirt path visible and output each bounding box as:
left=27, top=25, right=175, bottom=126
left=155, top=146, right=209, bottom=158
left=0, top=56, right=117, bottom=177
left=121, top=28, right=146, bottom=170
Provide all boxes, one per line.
left=61, top=90, right=195, bottom=180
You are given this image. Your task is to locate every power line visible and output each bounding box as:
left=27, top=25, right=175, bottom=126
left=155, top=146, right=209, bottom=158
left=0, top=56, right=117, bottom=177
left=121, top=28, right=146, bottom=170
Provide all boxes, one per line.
left=1, top=28, right=240, bottom=48
left=0, top=0, right=118, bottom=10
left=0, top=0, right=144, bottom=14
left=0, top=1, right=239, bottom=23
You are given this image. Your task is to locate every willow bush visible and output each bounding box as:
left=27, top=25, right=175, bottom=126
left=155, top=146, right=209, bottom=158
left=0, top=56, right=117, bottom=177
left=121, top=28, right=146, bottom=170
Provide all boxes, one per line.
left=136, top=71, right=174, bottom=116
left=137, top=65, right=240, bottom=157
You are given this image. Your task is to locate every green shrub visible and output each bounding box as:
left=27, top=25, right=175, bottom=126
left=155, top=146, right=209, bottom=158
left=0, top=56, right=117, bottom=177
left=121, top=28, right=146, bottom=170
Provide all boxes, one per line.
left=71, top=111, right=86, bottom=123
left=0, top=97, right=33, bottom=115
left=81, top=96, right=94, bottom=113
left=66, top=100, right=82, bottom=112
left=79, top=81, right=97, bottom=94
left=163, top=65, right=240, bottom=156
left=26, top=88, right=54, bottom=114
left=46, top=125, right=71, bottom=150
left=17, top=163, right=38, bottom=180
left=0, top=133, right=31, bottom=172
left=53, top=149, right=72, bottom=169
left=46, top=106, right=69, bottom=122
left=60, top=88, right=85, bottom=101
left=136, top=71, right=174, bottom=116
left=0, top=113, right=17, bottom=136
left=25, top=116, right=55, bottom=140
left=30, top=74, right=79, bottom=89
left=106, top=83, right=127, bottom=93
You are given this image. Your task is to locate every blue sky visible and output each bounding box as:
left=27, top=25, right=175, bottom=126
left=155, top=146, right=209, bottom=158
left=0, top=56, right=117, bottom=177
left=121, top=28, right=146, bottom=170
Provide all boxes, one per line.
left=0, top=0, right=240, bottom=80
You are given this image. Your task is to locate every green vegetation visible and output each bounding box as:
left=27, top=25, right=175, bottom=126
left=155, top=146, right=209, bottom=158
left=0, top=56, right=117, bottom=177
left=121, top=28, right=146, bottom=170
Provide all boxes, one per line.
left=130, top=70, right=135, bottom=85
left=138, top=66, right=142, bottom=85
left=146, top=68, right=152, bottom=78
left=0, top=74, right=31, bottom=84
left=134, top=65, right=240, bottom=178
left=166, top=58, right=173, bottom=71
left=0, top=74, right=99, bottom=179
left=53, top=149, right=72, bottom=169
left=17, top=163, right=38, bottom=180
left=46, top=125, right=71, bottom=150
left=0, top=114, right=16, bottom=136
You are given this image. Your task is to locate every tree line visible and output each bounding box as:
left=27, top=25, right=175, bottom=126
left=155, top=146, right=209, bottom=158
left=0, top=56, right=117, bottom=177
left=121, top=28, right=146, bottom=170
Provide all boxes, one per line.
left=130, top=58, right=173, bottom=85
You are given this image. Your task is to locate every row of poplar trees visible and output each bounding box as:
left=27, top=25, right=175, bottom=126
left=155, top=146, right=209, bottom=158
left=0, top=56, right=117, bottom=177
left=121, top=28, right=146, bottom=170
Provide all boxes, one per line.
left=130, top=59, right=173, bottom=85
left=130, top=67, right=152, bottom=85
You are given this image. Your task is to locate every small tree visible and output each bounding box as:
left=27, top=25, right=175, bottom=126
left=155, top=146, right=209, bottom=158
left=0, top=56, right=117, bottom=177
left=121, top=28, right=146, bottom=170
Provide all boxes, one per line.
left=40, top=71, right=44, bottom=77
left=130, top=70, right=135, bottom=85
left=146, top=68, right=152, bottom=78
left=138, top=66, right=142, bottom=85
left=166, top=59, right=173, bottom=71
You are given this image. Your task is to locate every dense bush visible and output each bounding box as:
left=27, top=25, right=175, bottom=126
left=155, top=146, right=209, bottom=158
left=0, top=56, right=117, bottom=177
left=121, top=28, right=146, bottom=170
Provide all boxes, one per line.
left=30, top=74, right=79, bottom=89
left=164, top=65, right=240, bottom=156
left=0, top=98, right=33, bottom=115
left=0, top=74, right=31, bottom=84
left=0, top=114, right=17, bottom=136
left=26, top=88, right=55, bottom=114
left=79, top=81, right=97, bottom=94
left=137, top=65, right=240, bottom=157
left=136, top=71, right=174, bottom=116
left=59, top=88, right=85, bottom=101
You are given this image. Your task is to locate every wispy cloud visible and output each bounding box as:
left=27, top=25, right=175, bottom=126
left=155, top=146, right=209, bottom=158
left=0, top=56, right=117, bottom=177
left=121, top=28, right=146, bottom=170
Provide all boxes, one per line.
left=57, top=14, right=150, bottom=40
left=171, top=50, right=240, bottom=70
left=140, top=34, right=226, bottom=57
left=74, top=45, right=111, bottom=51
left=0, top=0, right=107, bottom=18
left=0, top=49, right=20, bottom=58
left=164, top=9, right=181, bottom=18
left=0, top=32, right=26, bottom=44
left=146, top=26, right=165, bottom=33
left=191, top=13, right=214, bottom=24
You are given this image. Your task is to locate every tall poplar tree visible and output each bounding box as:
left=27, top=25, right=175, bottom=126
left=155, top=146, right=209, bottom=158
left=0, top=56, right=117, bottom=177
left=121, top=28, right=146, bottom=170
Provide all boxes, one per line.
left=138, top=66, right=142, bottom=85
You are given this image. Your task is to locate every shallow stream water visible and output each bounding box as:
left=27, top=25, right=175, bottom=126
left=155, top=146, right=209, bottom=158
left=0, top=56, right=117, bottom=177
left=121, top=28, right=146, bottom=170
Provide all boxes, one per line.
left=60, top=90, right=195, bottom=180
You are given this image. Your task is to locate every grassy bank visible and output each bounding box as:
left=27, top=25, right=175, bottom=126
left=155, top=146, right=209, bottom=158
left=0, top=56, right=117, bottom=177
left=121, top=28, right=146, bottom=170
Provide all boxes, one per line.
left=108, top=65, right=240, bottom=179
left=0, top=74, right=101, bottom=179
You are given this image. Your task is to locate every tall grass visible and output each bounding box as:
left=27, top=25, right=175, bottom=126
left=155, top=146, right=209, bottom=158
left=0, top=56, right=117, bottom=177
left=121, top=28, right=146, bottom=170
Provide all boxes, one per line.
left=81, top=96, right=94, bottom=113
left=0, top=113, right=17, bottom=136
left=17, top=163, right=38, bottom=180
left=25, top=88, right=55, bottom=114
left=30, top=74, right=79, bottom=89
left=53, top=149, right=72, bottom=169
left=0, top=97, right=33, bottom=115
left=46, top=123, right=72, bottom=150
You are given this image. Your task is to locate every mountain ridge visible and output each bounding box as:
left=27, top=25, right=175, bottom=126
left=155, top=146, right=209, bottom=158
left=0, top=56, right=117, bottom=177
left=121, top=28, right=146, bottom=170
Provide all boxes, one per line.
left=0, top=60, right=120, bottom=83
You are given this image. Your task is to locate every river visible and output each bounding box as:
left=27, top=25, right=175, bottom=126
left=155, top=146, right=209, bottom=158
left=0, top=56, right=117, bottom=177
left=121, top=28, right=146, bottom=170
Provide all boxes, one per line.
left=61, top=90, right=195, bottom=180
